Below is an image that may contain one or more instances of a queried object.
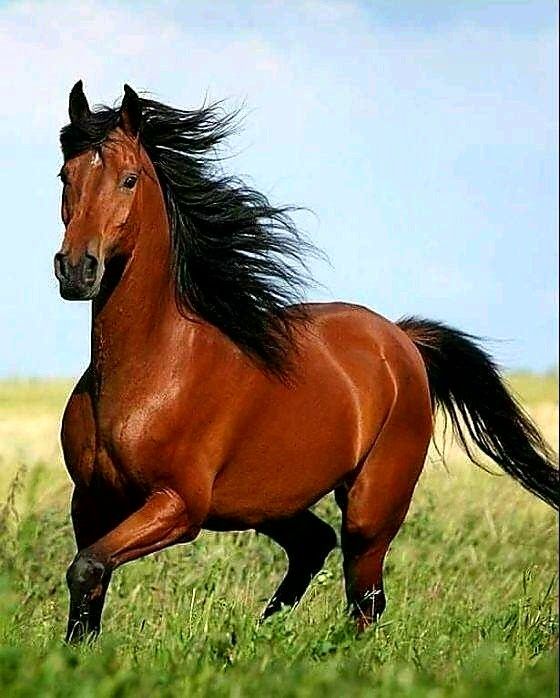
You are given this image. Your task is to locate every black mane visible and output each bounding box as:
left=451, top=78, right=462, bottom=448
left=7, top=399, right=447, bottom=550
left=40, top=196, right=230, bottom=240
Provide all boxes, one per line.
left=60, top=96, right=318, bottom=374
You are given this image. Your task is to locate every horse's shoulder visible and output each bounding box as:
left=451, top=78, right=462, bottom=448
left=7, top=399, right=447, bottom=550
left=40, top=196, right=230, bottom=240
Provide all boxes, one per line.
left=61, top=368, right=96, bottom=485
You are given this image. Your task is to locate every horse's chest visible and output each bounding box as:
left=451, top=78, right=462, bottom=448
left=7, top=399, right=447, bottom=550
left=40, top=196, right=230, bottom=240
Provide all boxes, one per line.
left=92, top=404, right=162, bottom=491
left=63, top=388, right=161, bottom=495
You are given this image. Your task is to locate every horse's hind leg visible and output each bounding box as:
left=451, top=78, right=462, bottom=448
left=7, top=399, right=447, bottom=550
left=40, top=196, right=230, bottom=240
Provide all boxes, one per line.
left=257, top=510, right=337, bottom=619
left=337, top=410, right=432, bottom=630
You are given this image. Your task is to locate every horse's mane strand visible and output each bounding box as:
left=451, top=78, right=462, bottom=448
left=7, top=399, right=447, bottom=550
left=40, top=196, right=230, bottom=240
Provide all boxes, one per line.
left=60, top=97, right=318, bottom=375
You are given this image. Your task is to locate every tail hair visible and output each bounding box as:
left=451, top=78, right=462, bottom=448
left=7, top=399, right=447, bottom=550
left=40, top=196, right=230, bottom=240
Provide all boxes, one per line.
left=398, top=316, right=558, bottom=509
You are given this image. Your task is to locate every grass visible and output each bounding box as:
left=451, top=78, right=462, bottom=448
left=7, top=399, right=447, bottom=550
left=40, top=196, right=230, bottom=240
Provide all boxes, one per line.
left=0, top=374, right=557, bottom=697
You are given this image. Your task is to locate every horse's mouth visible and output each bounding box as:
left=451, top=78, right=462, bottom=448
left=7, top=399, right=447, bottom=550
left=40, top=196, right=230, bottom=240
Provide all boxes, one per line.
left=59, top=282, right=101, bottom=301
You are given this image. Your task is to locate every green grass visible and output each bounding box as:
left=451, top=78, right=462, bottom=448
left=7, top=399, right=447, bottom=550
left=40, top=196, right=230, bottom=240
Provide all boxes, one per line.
left=0, top=375, right=557, bottom=697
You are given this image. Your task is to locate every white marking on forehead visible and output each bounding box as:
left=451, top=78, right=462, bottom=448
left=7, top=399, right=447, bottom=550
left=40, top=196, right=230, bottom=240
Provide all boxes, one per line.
left=90, top=150, right=102, bottom=166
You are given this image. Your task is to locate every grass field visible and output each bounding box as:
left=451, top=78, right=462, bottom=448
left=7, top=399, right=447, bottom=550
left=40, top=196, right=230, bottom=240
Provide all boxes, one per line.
left=0, top=374, right=557, bottom=697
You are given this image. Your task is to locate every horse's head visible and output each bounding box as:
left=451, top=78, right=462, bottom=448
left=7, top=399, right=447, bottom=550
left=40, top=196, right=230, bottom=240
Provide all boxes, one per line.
left=54, top=82, right=146, bottom=300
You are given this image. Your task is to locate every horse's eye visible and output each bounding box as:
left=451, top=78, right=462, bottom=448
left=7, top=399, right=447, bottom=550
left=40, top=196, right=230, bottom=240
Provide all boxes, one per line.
left=121, top=174, right=138, bottom=189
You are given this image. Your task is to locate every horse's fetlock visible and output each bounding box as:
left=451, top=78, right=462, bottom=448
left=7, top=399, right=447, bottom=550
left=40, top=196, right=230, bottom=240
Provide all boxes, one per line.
left=66, top=551, right=106, bottom=596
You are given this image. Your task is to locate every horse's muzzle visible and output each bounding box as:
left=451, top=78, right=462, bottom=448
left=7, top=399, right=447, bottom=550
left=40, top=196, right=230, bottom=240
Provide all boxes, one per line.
left=54, top=251, right=102, bottom=300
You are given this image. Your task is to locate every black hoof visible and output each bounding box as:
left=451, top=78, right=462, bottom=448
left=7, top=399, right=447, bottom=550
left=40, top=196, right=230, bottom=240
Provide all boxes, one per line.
left=259, top=598, right=284, bottom=622
left=65, top=620, right=99, bottom=645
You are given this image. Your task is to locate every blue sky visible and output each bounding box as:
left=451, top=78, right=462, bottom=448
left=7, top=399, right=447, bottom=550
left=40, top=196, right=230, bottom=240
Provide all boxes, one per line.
left=0, top=0, right=557, bottom=376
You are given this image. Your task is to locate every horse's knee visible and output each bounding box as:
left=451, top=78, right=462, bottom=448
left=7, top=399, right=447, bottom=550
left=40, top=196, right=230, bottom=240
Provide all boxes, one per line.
left=66, top=549, right=107, bottom=598
left=342, top=515, right=382, bottom=556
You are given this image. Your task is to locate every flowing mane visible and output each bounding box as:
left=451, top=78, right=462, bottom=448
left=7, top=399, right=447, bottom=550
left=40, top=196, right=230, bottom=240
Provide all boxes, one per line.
left=60, top=96, right=317, bottom=374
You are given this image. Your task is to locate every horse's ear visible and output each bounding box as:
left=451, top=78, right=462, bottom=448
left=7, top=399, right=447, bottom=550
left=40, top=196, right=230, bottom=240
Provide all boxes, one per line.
left=120, top=84, right=142, bottom=138
left=69, top=80, right=91, bottom=125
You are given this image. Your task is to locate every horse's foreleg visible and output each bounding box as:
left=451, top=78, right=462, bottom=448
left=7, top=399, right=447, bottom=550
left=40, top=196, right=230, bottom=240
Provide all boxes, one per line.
left=65, top=488, right=197, bottom=643
left=68, top=489, right=126, bottom=642
left=257, top=510, right=337, bottom=619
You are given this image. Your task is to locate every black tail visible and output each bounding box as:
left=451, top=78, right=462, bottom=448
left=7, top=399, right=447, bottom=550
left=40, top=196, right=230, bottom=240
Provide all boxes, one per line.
left=398, top=316, right=558, bottom=509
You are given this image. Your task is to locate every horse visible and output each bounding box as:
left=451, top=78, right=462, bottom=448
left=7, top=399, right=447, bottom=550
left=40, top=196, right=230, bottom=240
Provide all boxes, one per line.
left=54, top=81, right=558, bottom=643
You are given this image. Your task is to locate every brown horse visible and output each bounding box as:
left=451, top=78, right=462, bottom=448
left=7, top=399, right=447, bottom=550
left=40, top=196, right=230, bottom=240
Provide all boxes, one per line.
left=54, top=82, right=558, bottom=643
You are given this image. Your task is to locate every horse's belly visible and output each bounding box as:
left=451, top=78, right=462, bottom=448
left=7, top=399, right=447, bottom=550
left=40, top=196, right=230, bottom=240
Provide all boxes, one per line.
left=205, top=369, right=392, bottom=527
left=207, top=442, right=353, bottom=528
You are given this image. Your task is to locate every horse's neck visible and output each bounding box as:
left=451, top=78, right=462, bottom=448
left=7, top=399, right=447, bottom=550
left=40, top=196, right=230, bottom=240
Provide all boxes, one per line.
left=89, top=197, right=184, bottom=387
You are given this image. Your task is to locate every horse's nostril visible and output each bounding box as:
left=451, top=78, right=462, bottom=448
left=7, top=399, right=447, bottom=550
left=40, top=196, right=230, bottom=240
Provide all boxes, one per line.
left=55, top=252, right=99, bottom=286
left=83, top=254, right=99, bottom=283
left=54, top=252, right=69, bottom=281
